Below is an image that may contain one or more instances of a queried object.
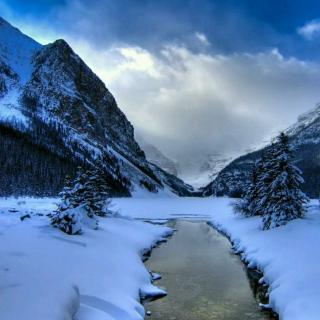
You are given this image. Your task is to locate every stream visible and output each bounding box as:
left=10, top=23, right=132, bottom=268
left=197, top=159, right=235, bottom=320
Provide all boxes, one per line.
left=145, top=220, right=275, bottom=320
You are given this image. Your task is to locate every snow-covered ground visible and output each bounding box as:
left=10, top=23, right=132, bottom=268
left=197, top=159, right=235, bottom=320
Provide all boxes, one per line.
left=0, top=197, right=172, bottom=320
left=0, top=196, right=319, bottom=320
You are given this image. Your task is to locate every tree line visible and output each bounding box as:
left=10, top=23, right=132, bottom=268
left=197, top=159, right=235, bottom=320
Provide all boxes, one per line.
left=0, top=113, right=131, bottom=197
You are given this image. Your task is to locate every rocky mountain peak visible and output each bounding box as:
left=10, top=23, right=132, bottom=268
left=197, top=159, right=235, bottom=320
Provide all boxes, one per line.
left=25, top=36, right=145, bottom=162
left=0, top=17, right=193, bottom=196
left=0, top=16, right=41, bottom=84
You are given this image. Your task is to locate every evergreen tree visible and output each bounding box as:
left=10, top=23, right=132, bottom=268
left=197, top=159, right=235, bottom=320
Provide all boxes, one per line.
left=248, top=157, right=265, bottom=216
left=95, top=155, right=113, bottom=215
left=82, top=162, right=111, bottom=217
left=255, top=146, right=275, bottom=216
left=74, top=167, right=99, bottom=229
left=72, top=167, right=88, bottom=208
left=51, top=167, right=97, bottom=234
left=83, top=172, right=101, bottom=220
left=51, top=208, right=82, bottom=235
left=51, top=161, right=114, bottom=235
left=51, top=175, right=82, bottom=235
left=57, top=175, right=74, bottom=211
left=262, top=133, right=308, bottom=230
left=233, top=157, right=266, bottom=217
left=90, top=168, right=111, bottom=217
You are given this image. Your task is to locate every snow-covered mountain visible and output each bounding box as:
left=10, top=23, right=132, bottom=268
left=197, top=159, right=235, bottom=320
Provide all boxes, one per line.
left=136, top=135, right=178, bottom=176
left=0, top=17, right=193, bottom=197
left=199, top=153, right=231, bottom=178
left=172, top=153, right=234, bottom=189
left=136, top=135, right=234, bottom=191
left=201, top=103, right=320, bottom=198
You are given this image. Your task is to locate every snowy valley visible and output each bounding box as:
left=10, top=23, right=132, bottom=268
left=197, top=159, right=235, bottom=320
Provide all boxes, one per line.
left=1, top=6, right=320, bottom=320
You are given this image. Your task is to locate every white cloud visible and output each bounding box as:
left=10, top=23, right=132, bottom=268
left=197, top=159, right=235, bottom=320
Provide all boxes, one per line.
left=68, top=42, right=320, bottom=164
left=194, top=32, right=210, bottom=46
left=5, top=16, right=320, bottom=174
left=297, top=19, right=320, bottom=40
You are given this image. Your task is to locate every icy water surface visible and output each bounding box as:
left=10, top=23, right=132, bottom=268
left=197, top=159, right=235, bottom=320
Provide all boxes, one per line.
left=145, top=220, right=273, bottom=320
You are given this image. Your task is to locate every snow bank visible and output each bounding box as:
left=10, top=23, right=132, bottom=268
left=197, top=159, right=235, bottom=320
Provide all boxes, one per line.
left=0, top=197, right=172, bottom=320
left=208, top=200, right=320, bottom=320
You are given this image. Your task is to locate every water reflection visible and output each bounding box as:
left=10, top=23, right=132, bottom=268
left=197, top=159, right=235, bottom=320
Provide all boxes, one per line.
left=145, top=220, right=274, bottom=320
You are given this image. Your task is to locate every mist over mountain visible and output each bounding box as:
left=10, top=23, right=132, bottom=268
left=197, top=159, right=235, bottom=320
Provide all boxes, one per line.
left=135, top=134, right=178, bottom=176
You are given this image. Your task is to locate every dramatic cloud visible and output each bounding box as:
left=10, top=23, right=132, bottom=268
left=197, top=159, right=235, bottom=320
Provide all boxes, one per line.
left=298, top=19, right=320, bottom=40
left=3, top=0, right=320, bottom=179
left=65, top=41, right=320, bottom=163
left=7, top=0, right=320, bottom=58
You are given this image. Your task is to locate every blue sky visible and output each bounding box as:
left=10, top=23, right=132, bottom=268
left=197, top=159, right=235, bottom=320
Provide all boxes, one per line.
left=2, top=0, right=320, bottom=180
left=3, top=0, right=320, bottom=58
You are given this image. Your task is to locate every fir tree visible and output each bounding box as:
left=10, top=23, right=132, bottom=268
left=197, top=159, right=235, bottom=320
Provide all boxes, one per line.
left=52, top=167, right=97, bottom=234
left=51, top=208, right=82, bottom=235
left=95, top=153, right=114, bottom=215
left=57, top=175, right=74, bottom=211
left=90, top=169, right=111, bottom=217
left=75, top=167, right=99, bottom=229
left=51, top=161, right=113, bottom=235
left=233, top=157, right=265, bottom=217
left=254, top=147, right=275, bottom=216
left=82, top=173, right=101, bottom=219
left=262, top=132, right=308, bottom=230
left=72, top=167, right=88, bottom=208
left=82, top=163, right=111, bottom=218
left=248, top=157, right=265, bottom=216
left=51, top=175, right=82, bottom=235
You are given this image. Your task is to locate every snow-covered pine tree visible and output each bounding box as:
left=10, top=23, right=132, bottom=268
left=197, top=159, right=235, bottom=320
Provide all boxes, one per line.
left=252, top=148, right=276, bottom=217
left=233, top=157, right=265, bottom=216
left=262, top=132, right=308, bottom=230
left=72, top=166, right=88, bottom=208
left=79, top=161, right=112, bottom=225
left=51, top=207, right=82, bottom=235
left=57, top=175, right=73, bottom=211
left=75, top=167, right=99, bottom=230
left=51, top=175, right=82, bottom=235
left=95, top=155, right=113, bottom=216
left=90, top=169, right=110, bottom=217
left=248, top=157, right=265, bottom=216
left=83, top=170, right=99, bottom=218
left=52, top=161, right=114, bottom=235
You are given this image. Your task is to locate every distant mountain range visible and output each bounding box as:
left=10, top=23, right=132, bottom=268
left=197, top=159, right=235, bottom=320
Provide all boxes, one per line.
left=0, top=17, right=193, bottom=197
left=201, top=104, right=320, bottom=198
left=173, top=153, right=234, bottom=189
left=136, top=135, right=178, bottom=176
